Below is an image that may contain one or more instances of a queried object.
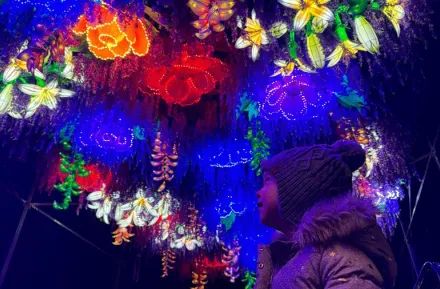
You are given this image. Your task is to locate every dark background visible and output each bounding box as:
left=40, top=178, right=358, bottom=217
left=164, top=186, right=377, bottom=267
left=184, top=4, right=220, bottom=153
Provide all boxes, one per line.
left=1, top=1, right=440, bottom=289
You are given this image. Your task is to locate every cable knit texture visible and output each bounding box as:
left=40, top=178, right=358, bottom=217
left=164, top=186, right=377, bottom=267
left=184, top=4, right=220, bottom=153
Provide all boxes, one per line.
left=255, top=195, right=397, bottom=289
left=261, top=140, right=366, bottom=225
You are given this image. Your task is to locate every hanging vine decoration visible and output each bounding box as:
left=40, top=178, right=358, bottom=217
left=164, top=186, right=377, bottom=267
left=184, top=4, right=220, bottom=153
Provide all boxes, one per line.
left=112, top=225, right=135, bottom=245
left=53, top=140, right=90, bottom=210
left=171, top=205, right=204, bottom=251
left=242, top=270, right=256, bottom=289
left=151, top=133, right=179, bottom=192
left=275, top=0, right=405, bottom=69
left=191, top=270, right=208, bottom=289
left=235, top=92, right=259, bottom=121
left=220, top=202, right=247, bottom=232
left=161, top=249, right=176, bottom=278
left=236, top=92, right=270, bottom=176
left=222, top=238, right=241, bottom=283
left=334, top=74, right=366, bottom=112
left=149, top=192, right=173, bottom=226
left=191, top=256, right=208, bottom=289
left=246, top=121, right=271, bottom=176
left=188, top=0, right=235, bottom=40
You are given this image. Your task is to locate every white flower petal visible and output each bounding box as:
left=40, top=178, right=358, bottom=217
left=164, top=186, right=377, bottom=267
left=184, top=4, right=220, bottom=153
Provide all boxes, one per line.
left=118, top=211, right=134, bottom=228
left=120, top=203, right=132, bottom=211
left=148, top=207, right=159, bottom=217
left=0, top=84, right=13, bottom=114
left=3, top=66, right=21, bottom=83
left=114, top=205, right=123, bottom=221
left=96, top=207, right=105, bottom=218
left=274, top=59, right=287, bottom=67
left=251, top=44, right=260, bottom=61
left=235, top=36, right=252, bottom=49
left=46, top=79, right=58, bottom=90
left=44, top=94, right=58, bottom=110
left=88, top=202, right=100, bottom=210
left=87, top=191, right=105, bottom=201
left=277, top=0, right=301, bottom=9
left=24, top=109, right=37, bottom=119
left=18, top=84, right=42, bottom=96
left=26, top=95, right=43, bottom=113
left=148, top=216, right=159, bottom=226
left=34, top=69, right=46, bottom=80
left=8, top=110, right=23, bottom=119
left=261, top=32, right=270, bottom=45
left=61, top=64, right=74, bottom=80
left=174, top=240, right=185, bottom=249
left=186, top=240, right=196, bottom=251
left=103, top=199, right=112, bottom=215
left=133, top=213, right=146, bottom=227
left=103, top=214, right=110, bottom=225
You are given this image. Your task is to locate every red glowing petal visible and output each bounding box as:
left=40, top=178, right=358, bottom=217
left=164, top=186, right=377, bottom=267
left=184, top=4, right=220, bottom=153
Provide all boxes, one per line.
left=146, top=67, right=168, bottom=93
left=161, top=75, right=191, bottom=104
left=87, top=26, right=107, bottom=49
left=140, top=44, right=228, bottom=106
left=179, top=91, right=202, bottom=106
left=88, top=5, right=115, bottom=27
left=120, top=18, right=137, bottom=44
left=73, top=15, right=88, bottom=35
left=89, top=45, right=115, bottom=60
left=131, top=19, right=150, bottom=56
left=191, top=72, right=216, bottom=94
left=109, top=37, right=131, bottom=58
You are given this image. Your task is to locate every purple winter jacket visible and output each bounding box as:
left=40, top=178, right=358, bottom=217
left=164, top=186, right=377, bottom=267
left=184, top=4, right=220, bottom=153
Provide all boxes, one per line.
left=256, top=195, right=397, bottom=289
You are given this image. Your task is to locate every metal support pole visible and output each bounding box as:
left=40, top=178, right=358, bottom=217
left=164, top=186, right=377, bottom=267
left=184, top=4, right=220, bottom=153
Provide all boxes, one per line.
left=31, top=205, right=111, bottom=257
left=400, top=218, right=419, bottom=278
left=407, top=128, right=439, bottom=235
left=0, top=188, right=35, bottom=288
left=9, top=194, right=112, bottom=257
left=113, top=260, right=122, bottom=289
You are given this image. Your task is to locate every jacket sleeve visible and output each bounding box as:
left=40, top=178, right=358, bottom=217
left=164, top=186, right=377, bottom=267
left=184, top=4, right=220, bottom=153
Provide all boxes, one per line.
left=319, top=243, right=384, bottom=289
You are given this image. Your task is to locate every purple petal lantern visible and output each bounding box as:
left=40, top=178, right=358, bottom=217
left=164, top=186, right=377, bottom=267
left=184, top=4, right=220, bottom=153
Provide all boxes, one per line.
left=261, top=72, right=336, bottom=121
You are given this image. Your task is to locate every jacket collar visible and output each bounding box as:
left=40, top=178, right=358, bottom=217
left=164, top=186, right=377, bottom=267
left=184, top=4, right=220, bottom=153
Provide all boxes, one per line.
left=291, top=194, right=378, bottom=247
left=256, top=195, right=396, bottom=289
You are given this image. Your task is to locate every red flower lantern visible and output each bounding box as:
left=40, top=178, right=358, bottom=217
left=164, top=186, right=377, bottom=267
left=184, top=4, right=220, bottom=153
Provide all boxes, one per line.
left=58, top=162, right=112, bottom=192
left=141, top=44, right=228, bottom=106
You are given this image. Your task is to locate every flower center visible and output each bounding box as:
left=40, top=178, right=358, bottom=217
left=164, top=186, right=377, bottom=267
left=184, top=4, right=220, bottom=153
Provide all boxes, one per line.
left=99, top=34, right=118, bottom=47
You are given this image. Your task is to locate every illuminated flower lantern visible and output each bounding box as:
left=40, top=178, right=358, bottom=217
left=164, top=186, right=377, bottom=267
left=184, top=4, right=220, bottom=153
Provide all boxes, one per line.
left=72, top=4, right=150, bottom=60
left=142, top=44, right=228, bottom=106
left=261, top=73, right=332, bottom=121
left=188, top=0, right=235, bottom=39
left=206, top=139, right=252, bottom=168
left=58, top=163, right=112, bottom=193
left=77, top=112, right=135, bottom=153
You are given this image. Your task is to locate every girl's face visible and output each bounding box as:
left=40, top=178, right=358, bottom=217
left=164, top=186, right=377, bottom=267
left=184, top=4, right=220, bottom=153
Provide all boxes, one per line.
left=256, top=172, right=282, bottom=229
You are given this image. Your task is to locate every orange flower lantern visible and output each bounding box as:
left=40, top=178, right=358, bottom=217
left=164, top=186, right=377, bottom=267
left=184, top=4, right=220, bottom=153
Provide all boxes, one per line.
left=73, top=5, right=150, bottom=60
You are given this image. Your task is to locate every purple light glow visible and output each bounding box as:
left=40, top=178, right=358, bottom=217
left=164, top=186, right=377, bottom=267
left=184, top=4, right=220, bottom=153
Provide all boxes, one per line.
left=78, top=117, right=134, bottom=153
left=261, top=74, right=333, bottom=121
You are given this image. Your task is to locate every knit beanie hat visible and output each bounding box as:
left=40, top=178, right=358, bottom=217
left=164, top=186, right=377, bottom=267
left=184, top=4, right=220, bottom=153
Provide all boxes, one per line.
left=260, top=140, right=366, bottom=225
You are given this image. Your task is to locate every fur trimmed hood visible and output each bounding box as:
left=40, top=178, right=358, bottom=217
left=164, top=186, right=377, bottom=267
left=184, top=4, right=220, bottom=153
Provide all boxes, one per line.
left=293, top=194, right=378, bottom=247
left=270, top=194, right=397, bottom=289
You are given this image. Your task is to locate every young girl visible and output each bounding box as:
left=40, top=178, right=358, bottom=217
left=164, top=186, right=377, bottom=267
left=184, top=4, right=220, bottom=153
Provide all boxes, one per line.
left=255, top=140, right=397, bottom=289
